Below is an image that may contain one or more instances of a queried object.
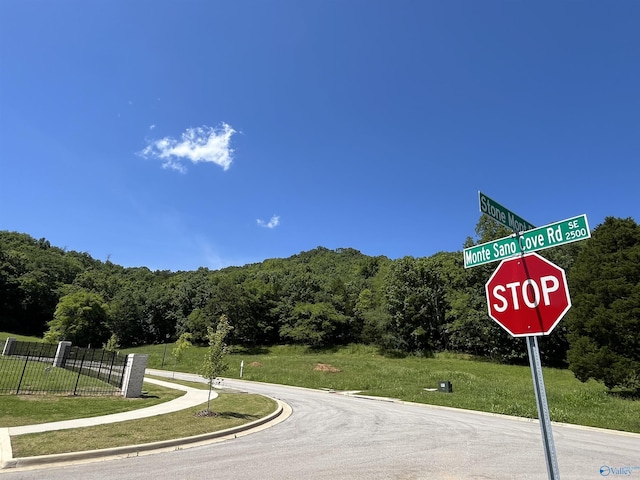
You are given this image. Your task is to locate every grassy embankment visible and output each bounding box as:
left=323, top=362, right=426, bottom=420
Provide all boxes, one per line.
left=2, top=332, right=638, bottom=435
left=126, top=341, right=640, bottom=434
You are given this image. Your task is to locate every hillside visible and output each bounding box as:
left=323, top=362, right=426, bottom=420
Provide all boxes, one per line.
left=1, top=218, right=638, bottom=392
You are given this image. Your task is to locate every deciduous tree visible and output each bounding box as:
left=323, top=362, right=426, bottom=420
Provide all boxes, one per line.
left=199, top=315, right=232, bottom=414
left=171, top=332, right=193, bottom=377
left=44, top=290, right=109, bottom=347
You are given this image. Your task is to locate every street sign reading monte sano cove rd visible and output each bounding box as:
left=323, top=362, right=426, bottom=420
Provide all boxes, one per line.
left=464, top=193, right=590, bottom=480
left=464, top=214, right=591, bottom=268
left=479, top=191, right=535, bottom=233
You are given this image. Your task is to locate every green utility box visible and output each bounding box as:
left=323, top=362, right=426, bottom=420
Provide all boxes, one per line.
left=438, top=381, right=452, bottom=393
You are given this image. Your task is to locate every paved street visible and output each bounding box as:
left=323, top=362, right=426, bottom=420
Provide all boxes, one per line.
left=3, top=371, right=638, bottom=479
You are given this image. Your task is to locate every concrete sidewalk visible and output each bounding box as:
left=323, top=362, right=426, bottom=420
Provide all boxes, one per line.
left=0, top=373, right=289, bottom=471
left=8, top=377, right=214, bottom=436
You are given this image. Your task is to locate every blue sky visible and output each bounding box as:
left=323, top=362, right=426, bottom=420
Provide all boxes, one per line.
left=1, top=1, right=638, bottom=271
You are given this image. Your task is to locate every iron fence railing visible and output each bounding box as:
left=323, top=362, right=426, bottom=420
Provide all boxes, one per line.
left=0, top=340, right=129, bottom=396
left=62, top=346, right=128, bottom=390
left=9, top=341, right=58, bottom=358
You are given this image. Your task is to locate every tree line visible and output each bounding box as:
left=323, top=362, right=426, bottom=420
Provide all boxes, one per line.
left=1, top=215, right=638, bottom=392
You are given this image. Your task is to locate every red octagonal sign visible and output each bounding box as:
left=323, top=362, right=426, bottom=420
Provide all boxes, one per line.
left=485, top=252, right=571, bottom=337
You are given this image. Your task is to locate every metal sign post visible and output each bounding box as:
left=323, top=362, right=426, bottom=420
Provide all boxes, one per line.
left=527, top=335, right=560, bottom=480
left=466, top=192, right=592, bottom=479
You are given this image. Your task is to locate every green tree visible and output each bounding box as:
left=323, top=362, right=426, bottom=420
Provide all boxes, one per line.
left=142, top=279, right=180, bottom=344
left=566, top=217, right=640, bottom=391
left=107, top=292, right=147, bottom=347
left=180, top=307, right=213, bottom=344
left=280, top=302, right=348, bottom=348
left=0, top=232, right=85, bottom=336
left=44, top=290, right=109, bottom=347
left=103, top=333, right=120, bottom=352
left=171, top=332, right=193, bottom=377
left=383, top=257, right=447, bottom=355
left=199, top=315, right=233, bottom=413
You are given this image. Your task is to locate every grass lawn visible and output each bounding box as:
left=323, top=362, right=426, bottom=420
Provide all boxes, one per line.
left=1, top=333, right=279, bottom=457
left=0, top=333, right=186, bottom=427
left=0, top=382, right=184, bottom=427
left=10, top=390, right=277, bottom=457
left=0, top=332, right=44, bottom=344
left=125, top=343, right=640, bottom=434
left=0, top=357, right=123, bottom=396
left=3, top=333, right=638, bottom=435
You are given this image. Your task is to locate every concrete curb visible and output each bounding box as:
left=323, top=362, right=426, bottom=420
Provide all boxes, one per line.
left=169, top=373, right=640, bottom=439
left=340, top=391, right=640, bottom=438
left=0, top=428, right=12, bottom=468
left=2, top=399, right=290, bottom=470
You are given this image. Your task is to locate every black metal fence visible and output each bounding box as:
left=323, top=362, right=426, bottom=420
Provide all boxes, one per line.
left=9, top=341, right=58, bottom=359
left=0, top=340, right=129, bottom=396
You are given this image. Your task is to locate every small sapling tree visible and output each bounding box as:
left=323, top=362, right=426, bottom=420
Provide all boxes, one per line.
left=171, top=332, right=193, bottom=378
left=103, top=333, right=120, bottom=352
left=199, top=315, right=232, bottom=415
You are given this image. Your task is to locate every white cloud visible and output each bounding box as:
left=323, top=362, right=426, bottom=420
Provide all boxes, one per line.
left=257, top=215, right=280, bottom=229
left=139, top=123, right=236, bottom=173
left=149, top=124, right=156, bottom=130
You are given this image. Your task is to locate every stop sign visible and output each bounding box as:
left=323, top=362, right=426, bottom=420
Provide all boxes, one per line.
left=485, top=252, right=571, bottom=337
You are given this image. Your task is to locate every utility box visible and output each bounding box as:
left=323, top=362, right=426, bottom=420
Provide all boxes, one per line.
left=438, top=381, right=452, bottom=393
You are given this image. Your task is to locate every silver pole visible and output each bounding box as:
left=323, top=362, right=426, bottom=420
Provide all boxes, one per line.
left=526, top=335, right=560, bottom=479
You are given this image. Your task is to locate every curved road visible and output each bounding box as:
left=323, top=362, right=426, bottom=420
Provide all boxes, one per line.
left=4, top=373, right=638, bottom=480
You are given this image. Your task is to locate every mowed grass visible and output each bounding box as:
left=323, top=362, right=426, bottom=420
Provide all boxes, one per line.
left=3, top=333, right=638, bottom=434
left=1, top=333, right=278, bottom=458
left=11, top=389, right=277, bottom=457
left=0, top=333, right=184, bottom=427
left=125, top=343, right=640, bottom=434
left=0, top=357, right=121, bottom=395
left=0, top=332, right=45, bottom=343
left=0, top=382, right=184, bottom=427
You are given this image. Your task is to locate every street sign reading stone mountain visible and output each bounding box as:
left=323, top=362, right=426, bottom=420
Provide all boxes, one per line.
left=479, top=191, right=535, bottom=233
left=465, top=192, right=590, bottom=480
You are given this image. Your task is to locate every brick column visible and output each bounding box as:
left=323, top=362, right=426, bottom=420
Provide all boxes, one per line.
left=121, top=354, right=148, bottom=398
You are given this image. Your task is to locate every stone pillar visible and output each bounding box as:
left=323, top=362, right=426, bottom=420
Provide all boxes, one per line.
left=53, top=341, right=72, bottom=367
left=121, top=354, right=148, bottom=398
left=2, top=337, right=16, bottom=356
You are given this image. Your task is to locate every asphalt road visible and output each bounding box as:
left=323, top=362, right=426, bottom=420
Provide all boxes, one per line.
left=4, top=373, right=638, bottom=480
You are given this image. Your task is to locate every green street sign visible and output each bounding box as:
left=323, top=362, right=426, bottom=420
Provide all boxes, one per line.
left=479, top=191, right=535, bottom=233
left=464, top=214, right=590, bottom=268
